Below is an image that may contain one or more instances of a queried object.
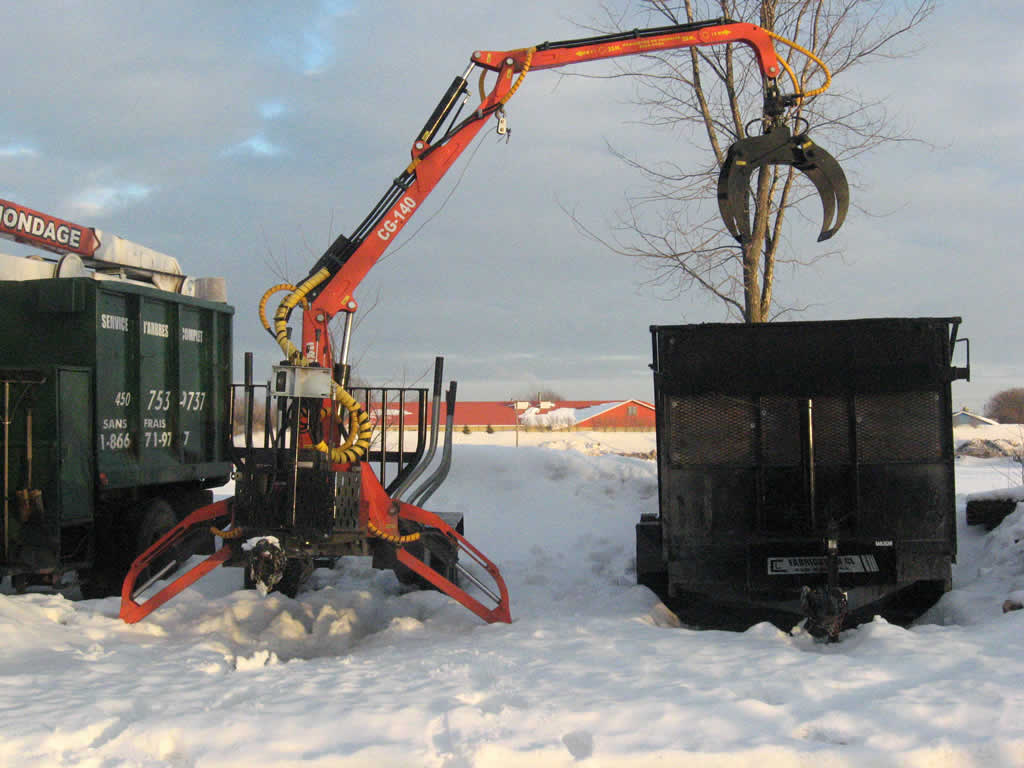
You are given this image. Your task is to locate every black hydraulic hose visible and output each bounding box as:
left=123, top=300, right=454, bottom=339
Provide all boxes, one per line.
left=301, top=170, right=415, bottom=295
left=533, top=18, right=733, bottom=53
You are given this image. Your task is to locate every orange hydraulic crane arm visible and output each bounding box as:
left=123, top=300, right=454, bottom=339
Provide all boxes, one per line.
left=289, top=18, right=845, bottom=370
left=471, top=20, right=781, bottom=77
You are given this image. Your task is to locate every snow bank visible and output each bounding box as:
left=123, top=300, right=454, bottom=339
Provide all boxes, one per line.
left=955, top=423, right=1024, bottom=457
left=2, top=446, right=1024, bottom=766
left=518, top=403, right=621, bottom=429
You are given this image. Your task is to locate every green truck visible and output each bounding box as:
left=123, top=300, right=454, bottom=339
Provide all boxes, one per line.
left=0, top=235, right=233, bottom=595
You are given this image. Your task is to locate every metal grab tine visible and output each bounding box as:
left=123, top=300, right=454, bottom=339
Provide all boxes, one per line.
left=717, top=124, right=849, bottom=244
left=796, top=141, right=848, bottom=241
left=391, top=357, right=444, bottom=501
left=455, top=560, right=502, bottom=606
left=409, top=381, right=457, bottom=507
left=130, top=559, right=178, bottom=601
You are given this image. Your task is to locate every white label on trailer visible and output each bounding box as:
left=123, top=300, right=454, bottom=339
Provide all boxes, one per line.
left=767, top=555, right=879, bottom=575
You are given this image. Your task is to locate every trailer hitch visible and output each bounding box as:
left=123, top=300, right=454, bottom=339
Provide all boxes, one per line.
left=718, top=122, right=849, bottom=244
left=799, top=529, right=848, bottom=642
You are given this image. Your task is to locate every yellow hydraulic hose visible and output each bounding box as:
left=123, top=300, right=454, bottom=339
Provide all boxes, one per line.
left=766, top=29, right=832, bottom=99
left=774, top=53, right=800, bottom=100
left=477, top=46, right=536, bottom=105
left=498, top=47, right=535, bottom=106
left=259, top=284, right=308, bottom=336
left=210, top=525, right=245, bottom=540
left=367, top=520, right=421, bottom=545
left=272, top=268, right=328, bottom=361
left=269, top=269, right=372, bottom=463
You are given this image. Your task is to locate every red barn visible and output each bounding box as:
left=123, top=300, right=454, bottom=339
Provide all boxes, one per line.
left=572, top=400, right=655, bottom=430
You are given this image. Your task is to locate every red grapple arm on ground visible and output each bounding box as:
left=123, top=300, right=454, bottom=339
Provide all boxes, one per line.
left=359, top=463, right=512, bottom=624
left=120, top=499, right=235, bottom=624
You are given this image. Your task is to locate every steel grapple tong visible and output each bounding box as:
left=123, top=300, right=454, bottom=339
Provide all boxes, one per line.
left=718, top=120, right=848, bottom=244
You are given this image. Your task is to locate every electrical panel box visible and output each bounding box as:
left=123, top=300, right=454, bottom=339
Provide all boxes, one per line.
left=271, top=365, right=333, bottom=399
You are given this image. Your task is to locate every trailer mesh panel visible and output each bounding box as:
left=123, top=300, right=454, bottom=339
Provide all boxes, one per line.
left=668, top=395, right=756, bottom=466
left=855, top=391, right=942, bottom=462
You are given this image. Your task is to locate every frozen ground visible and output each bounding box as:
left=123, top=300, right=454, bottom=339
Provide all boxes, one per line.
left=2, top=433, right=1024, bottom=766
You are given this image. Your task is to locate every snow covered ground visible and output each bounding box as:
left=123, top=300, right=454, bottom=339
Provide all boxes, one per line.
left=2, top=432, right=1024, bottom=767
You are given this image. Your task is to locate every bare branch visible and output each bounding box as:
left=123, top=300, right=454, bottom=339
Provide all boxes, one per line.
left=571, top=0, right=935, bottom=321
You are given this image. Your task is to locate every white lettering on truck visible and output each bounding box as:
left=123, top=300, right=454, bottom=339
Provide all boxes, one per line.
left=143, top=320, right=169, bottom=338
left=100, top=313, right=129, bottom=332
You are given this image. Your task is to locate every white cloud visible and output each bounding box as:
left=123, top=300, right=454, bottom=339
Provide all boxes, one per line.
left=0, top=144, right=37, bottom=158
left=224, top=135, right=285, bottom=157
left=259, top=101, right=287, bottom=120
left=71, top=183, right=151, bottom=215
left=270, top=0, right=355, bottom=76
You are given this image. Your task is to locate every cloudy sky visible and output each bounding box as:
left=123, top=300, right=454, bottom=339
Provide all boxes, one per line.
left=0, top=1, right=1019, bottom=408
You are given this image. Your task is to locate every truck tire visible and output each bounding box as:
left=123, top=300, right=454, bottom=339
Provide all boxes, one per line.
left=128, top=499, right=178, bottom=593
left=136, top=499, right=177, bottom=555
left=172, top=489, right=216, bottom=554
left=81, top=498, right=176, bottom=599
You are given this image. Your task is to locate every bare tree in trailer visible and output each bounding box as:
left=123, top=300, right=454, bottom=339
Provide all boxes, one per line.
left=578, top=0, right=935, bottom=322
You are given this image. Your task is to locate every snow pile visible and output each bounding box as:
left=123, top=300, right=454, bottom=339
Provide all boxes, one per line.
left=2, top=444, right=1024, bottom=766
left=955, top=422, right=1024, bottom=457
left=966, top=485, right=1024, bottom=502
left=455, top=428, right=657, bottom=456
left=518, top=402, right=620, bottom=429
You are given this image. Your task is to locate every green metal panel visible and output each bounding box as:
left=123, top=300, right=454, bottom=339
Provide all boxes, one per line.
left=58, top=369, right=92, bottom=522
left=0, top=277, right=234, bottom=493
left=138, top=295, right=178, bottom=467
left=95, top=289, right=136, bottom=478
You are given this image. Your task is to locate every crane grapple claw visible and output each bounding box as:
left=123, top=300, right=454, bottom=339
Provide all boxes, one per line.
left=717, top=124, right=849, bottom=244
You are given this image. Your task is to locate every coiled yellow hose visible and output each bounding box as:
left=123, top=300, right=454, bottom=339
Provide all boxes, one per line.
left=269, top=269, right=372, bottom=463
left=259, top=284, right=308, bottom=336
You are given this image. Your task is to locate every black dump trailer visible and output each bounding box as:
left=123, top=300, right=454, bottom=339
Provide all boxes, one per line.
left=0, top=275, right=233, bottom=595
left=637, top=318, right=969, bottom=637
